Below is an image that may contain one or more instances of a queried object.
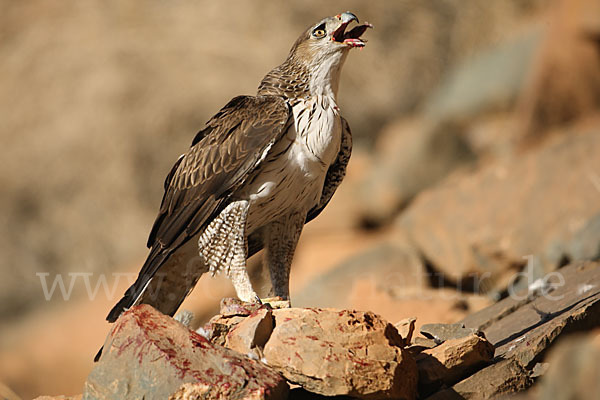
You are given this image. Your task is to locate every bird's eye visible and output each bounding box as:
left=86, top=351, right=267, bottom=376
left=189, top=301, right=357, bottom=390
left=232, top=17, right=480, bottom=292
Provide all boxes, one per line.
left=312, top=26, right=326, bottom=38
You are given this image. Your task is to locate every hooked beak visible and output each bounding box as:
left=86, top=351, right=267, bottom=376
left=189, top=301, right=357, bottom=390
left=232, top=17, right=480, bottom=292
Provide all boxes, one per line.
left=339, top=11, right=359, bottom=25
left=332, top=12, right=372, bottom=48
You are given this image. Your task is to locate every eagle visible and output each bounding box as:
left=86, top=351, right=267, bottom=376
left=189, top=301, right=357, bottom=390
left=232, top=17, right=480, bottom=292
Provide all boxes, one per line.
left=107, top=12, right=371, bottom=323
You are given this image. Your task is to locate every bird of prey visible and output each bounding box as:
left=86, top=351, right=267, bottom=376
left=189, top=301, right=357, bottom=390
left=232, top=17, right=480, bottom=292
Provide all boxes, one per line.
left=107, top=12, right=371, bottom=323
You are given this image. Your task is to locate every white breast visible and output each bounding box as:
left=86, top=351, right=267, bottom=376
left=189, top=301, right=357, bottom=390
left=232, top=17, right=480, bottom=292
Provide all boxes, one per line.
left=291, top=96, right=342, bottom=168
left=240, top=95, right=342, bottom=233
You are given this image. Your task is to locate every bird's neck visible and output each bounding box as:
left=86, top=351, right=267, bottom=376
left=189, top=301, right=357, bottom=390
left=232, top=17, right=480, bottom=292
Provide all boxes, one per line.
left=307, top=52, right=347, bottom=100
left=257, top=52, right=348, bottom=102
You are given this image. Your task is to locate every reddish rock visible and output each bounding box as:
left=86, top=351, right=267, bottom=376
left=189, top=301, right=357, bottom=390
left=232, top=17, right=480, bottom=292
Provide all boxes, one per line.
left=84, top=305, right=288, bottom=400
left=203, top=306, right=419, bottom=398
left=262, top=308, right=418, bottom=400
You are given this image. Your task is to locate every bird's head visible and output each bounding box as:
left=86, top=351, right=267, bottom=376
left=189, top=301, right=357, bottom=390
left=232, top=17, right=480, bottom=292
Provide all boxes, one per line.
left=291, top=12, right=372, bottom=57
left=259, top=12, right=372, bottom=98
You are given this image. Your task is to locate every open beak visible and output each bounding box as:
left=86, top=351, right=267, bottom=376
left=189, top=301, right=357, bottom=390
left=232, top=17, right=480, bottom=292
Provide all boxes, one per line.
left=332, top=12, right=373, bottom=48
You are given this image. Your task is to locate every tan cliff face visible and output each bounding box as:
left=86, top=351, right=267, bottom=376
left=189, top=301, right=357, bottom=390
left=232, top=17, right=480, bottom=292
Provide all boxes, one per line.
left=4, top=0, right=600, bottom=398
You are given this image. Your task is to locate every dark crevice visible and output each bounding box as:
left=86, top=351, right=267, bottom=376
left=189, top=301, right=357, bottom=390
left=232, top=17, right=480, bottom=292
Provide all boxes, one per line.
left=557, top=254, right=571, bottom=269
left=421, top=254, right=481, bottom=294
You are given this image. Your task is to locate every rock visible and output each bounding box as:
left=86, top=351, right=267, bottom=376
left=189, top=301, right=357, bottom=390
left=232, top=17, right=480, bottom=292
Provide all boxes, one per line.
left=198, top=298, right=267, bottom=346
left=424, top=261, right=600, bottom=399
left=567, top=213, right=600, bottom=262
left=357, top=119, right=476, bottom=225
left=84, top=305, right=288, bottom=400
left=294, top=240, right=426, bottom=309
left=395, top=317, right=417, bottom=345
left=461, top=262, right=600, bottom=368
left=219, top=297, right=266, bottom=317
left=412, top=337, right=438, bottom=350
left=425, top=28, right=541, bottom=127
left=34, top=397, right=82, bottom=400
left=169, top=382, right=276, bottom=400
left=1, top=382, right=21, bottom=400
left=534, top=330, right=600, bottom=400
left=291, top=238, right=491, bottom=326
left=416, top=333, right=494, bottom=391
left=517, top=0, right=600, bottom=141
left=207, top=307, right=419, bottom=398
left=420, top=323, right=481, bottom=344
left=530, top=362, right=549, bottom=379
left=427, top=359, right=532, bottom=400
left=261, top=308, right=418, bottom=400
left=398, top=129, right=600, bottom=291
left=200, top=314, right=247, bottom=346
left=226, top=307, right=274, bottom=359
left=453, top=359, right=531, bottom=399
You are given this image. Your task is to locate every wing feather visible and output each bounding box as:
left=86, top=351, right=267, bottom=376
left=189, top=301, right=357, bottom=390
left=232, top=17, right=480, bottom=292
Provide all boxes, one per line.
left=107, top=95, right=291, bottom=322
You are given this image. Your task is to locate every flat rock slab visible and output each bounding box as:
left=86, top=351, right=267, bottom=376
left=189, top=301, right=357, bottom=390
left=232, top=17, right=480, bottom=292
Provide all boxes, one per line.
left=461, top=261, right=600, bottom=368
left=84, top=305, right=288, bottom=400
left=424, top=262, right=600, bottom=399
left=426, top=359, right=531, bottom=400
left=420, top=323, right=481, bottom=344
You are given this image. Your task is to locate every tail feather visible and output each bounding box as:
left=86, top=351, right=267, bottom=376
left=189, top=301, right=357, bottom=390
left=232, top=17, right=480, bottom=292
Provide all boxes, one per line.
left=106, top=246, right=169, bottom=322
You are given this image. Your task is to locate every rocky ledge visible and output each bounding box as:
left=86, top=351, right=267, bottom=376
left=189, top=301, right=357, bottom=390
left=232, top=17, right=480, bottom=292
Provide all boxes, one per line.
left=36, top=261, right=600, bottom=400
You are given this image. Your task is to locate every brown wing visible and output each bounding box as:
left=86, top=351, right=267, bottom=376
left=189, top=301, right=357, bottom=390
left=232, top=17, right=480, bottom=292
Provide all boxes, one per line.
left=107, top=95, right=291, bottom=322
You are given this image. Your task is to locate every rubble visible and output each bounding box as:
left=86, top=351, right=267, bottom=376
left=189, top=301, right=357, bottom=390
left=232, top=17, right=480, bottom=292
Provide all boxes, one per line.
left=422, top=261, right=600, bottom=399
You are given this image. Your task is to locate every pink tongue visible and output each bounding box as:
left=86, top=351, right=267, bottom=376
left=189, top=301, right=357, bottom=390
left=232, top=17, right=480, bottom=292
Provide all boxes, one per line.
left=343, top=38, right=365, bottom=47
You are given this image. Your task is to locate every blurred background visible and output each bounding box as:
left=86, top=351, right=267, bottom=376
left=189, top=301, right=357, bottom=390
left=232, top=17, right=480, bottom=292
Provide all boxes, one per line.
left=1, top=0, right=599, bottom=398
